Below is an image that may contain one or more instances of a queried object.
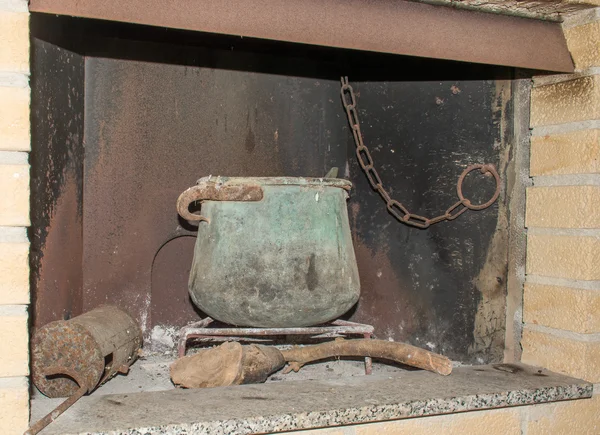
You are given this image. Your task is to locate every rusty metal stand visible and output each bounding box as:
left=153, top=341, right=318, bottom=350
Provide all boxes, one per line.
left=178, top=318, right=375, bottom=375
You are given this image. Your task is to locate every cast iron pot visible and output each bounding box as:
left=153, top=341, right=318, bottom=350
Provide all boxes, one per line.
left=177, top=176, right=360, bottom=327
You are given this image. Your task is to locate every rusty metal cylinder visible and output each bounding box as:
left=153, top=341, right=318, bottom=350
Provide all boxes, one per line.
left=32, top=305, right=142, bottom=398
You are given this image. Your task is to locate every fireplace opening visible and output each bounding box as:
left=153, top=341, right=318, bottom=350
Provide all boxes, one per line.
left=29, top=9, right=518, bottom=420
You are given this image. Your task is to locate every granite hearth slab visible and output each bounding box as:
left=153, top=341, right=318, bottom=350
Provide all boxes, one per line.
left=38, top=363, right=592, bottom=435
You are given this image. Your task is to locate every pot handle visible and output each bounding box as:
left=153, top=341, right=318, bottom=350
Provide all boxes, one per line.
left=177, top=181, right=264, bottom=222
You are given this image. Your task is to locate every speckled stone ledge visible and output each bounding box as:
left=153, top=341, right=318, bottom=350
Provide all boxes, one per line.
left=39, top=363, right=592, bottom=435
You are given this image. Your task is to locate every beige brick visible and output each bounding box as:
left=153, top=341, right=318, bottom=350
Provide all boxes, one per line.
left=526, top=392, right=600, bottom=434
left=530, top=129, right=600, bottom=176
left=0, top=164, right=29, bottom=226
left=0, top=377, right=29, bottom=435
left=0, top=86, right=30, bottom=151
left=524, top=283, right=600, bottom=333
left=531, top=75, right=600, bottom=127
left=530, top=129, right=600, bottom=177
left=526, top=185, right=600, bottom=228
left=353, top=408, right=521, bottom=435
left=0, top=242, right=28, bottom=304
left=0, top=1, right=29, bottom=12
left=0, top=11, right=28, bottom=73
left=521, top=327, right=600, bottom=382
left=0, top=309, right=28, bottom=377
left=527, top=233, right=600, bottom=280
left=565, top=20, right=600, bottom=70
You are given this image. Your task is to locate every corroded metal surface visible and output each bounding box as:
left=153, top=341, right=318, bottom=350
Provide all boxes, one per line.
left=341, top=77, right=501, bottom=229
left=457, top=164, right=501, bottom=210
left=181, top=179, right=360, bottom=327
left=25, top=373, right=87, bottom=435
left=345, top=79, right=510, bottom=363
left=32, top=306, right=142, bottom=398
left=177, top=176, right=352, bottom=221
left=177, top=181, right=264, bottom=222
left=30, top=28, right=85, bottom=328
left=81, top=53, right=348, bottom=341
left=32, top=322, right=104, bottom=397
left=29, top=0, right=574, bottom=72
left=177, top=318, right=374, bottom=374
left=196, top=176, right=353, bottom=189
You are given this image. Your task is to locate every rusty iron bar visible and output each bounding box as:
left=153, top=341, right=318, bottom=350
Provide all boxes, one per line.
left=178, top=318, right=375, bottom=374
left=25, top=367, right=89, bottom=435
left=340, top=77, right=501, bottom=229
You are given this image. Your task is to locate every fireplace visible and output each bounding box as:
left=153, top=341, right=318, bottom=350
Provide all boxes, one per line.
left=30, top=11, right=511, bottom=361
left=1, top=1, right=600, bottom=434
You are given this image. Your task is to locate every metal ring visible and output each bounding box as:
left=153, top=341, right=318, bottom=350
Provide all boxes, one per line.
left=456, top=164, right=501, bottom=211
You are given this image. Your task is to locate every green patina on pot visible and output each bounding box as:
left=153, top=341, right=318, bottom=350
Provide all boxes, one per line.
left=177, top=176, right=360, bottom=327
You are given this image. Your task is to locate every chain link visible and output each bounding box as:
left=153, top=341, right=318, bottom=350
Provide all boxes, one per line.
left=340, top=77, right=501, bottom=229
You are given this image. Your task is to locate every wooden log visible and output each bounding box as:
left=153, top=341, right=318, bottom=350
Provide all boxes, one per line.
left=170, top=339, right=452, bottom=389
left=281, top=339, right=452, bottom=376
left=170, top=342, right=285, bottom=389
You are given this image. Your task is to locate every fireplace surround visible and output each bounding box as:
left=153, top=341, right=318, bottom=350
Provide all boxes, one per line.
left=1, top=0, right=600, bottom=434
left=28, top=11, right=514, bottom=363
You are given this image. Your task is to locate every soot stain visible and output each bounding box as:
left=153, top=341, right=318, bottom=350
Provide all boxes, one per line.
left=306, top=254, right=318, bottom=292
left=245, top=111, right=256, bottom=153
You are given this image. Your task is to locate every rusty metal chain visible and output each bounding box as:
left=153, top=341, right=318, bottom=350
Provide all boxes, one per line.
left=340, top=77, right=501, bottom=229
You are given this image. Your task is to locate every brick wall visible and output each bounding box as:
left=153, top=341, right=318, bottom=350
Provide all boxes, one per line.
left=0, top=0, right=30, bottom=433
left=522, top=9, right=600, bottom=386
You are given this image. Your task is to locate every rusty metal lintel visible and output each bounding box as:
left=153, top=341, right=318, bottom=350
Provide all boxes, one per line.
left=29, top=0, right=574, bottom=72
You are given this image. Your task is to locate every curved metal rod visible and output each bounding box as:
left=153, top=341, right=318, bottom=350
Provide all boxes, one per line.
left=176, top=181, right=264, bottom=222
left=25, top=367, right=90, bottom=435
left=456, top=163, right=501, bottom=211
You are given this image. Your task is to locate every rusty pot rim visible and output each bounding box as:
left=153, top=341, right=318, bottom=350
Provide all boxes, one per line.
left=196, top=176, right=352, bottom=190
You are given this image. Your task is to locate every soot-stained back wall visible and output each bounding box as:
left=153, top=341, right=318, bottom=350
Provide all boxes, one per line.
left=346, top=80, right=510, bottom=363
left=31, top=14, right=512, bottom=363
